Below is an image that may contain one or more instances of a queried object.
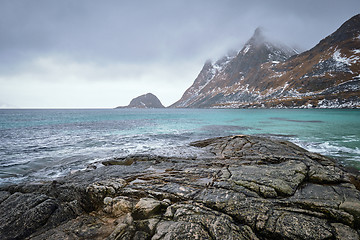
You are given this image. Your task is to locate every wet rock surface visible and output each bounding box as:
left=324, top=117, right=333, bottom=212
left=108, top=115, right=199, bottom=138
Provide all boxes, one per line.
left=1, top=135, right=360, bottom=239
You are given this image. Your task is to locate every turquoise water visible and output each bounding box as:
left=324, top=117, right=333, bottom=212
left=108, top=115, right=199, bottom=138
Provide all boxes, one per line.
left=0, top=108, right=359, bottom=185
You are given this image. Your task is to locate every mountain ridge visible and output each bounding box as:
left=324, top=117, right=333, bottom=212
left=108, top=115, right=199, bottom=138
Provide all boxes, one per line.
left=171, top=14, right=360, bottom=108
left=170, top=27, right=298, bottom=108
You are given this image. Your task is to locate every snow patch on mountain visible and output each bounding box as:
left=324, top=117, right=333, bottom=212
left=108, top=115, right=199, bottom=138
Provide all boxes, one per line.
left=318, top=99, right=360, bottom=108
left=333, top=50, right=360, bottom=65
left=190, top=54, right=237, bottom=96
left=242, top=45, right=251, bottom=54
left=269, top=71, right=285, bottom=78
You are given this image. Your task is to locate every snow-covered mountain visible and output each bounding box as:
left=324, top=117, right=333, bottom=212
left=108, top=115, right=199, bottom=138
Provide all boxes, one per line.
left=171, top=14, right=360, bottom=108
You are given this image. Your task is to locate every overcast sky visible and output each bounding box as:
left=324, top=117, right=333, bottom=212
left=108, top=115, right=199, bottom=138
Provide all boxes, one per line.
left=0, top=0, right=359, bottom=108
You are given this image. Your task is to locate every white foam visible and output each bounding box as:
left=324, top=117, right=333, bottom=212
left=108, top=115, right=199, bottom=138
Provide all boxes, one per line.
left=341, top=135, right=358, bottom=143
left=291, top=138, right=360, bottom=159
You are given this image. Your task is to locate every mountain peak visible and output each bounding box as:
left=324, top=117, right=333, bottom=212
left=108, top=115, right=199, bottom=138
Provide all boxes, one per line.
left=253, top=27, right=264, bottom=38
left=247, top=27, right=266, bottom=46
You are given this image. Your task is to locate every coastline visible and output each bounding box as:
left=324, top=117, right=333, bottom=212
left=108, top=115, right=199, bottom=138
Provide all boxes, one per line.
left=1, top=135, right=359, bottom=239
left=1, top=108, right=359, bottom=187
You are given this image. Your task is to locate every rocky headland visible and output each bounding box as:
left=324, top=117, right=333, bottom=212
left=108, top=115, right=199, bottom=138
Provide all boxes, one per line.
left=116, top=93, right=165, bottom=109
left=1, top=135, right=360, bottom=239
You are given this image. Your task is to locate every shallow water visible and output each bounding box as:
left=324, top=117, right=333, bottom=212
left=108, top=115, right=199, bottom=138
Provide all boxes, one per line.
left=0, top=108, right=359, bottom=185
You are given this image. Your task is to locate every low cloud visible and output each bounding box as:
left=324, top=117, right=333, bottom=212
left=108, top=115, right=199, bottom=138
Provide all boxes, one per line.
left=0, top=55, right=202, bottom=107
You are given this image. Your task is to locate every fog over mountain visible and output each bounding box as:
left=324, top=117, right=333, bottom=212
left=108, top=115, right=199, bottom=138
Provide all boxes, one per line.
left=0, top=0, right=359, bottom=108
left=171, top=15, right=360, bottom=109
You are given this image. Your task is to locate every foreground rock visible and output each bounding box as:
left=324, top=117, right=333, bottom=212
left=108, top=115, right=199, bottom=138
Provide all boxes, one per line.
left=1, top=135, right=360, bottom=239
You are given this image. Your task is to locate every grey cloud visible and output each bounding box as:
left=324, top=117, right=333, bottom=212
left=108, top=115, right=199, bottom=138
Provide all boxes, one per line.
left=1, top=0, right=359, bottom=64
left=0, top=0, right=359, bottom=107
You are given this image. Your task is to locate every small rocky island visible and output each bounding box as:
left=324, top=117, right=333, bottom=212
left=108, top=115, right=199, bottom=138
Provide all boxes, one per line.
left=116, top=93, right=165, bottom=109
left=1, top=135, right=360, bottom=239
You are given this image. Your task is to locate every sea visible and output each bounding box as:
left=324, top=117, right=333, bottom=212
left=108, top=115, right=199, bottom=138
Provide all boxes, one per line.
left=0, top=108, right=359, bottom=186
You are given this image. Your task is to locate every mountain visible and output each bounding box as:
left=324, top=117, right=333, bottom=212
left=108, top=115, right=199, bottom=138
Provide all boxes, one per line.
left=170, top=27, right=298, bottom=108
left=171, top=14, right=360, bottom=108
left=116, top=93, right=165, bottom=108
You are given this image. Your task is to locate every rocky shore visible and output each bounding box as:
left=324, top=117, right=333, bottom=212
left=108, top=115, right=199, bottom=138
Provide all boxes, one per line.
left=1, top=135, right=360, bottom=239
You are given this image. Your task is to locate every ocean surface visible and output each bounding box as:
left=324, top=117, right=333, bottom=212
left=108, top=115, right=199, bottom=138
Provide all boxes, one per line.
left=0, top=108, right=359, bottom=186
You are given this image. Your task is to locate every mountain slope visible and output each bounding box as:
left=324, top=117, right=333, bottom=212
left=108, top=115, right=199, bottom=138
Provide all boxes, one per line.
left=171, top=14, right=360, bottom=108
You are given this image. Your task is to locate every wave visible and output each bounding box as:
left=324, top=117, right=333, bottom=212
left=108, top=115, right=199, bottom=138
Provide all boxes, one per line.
left=1, top=108, right=359, bottom=186
left=290, top=138, right=360, bottom=161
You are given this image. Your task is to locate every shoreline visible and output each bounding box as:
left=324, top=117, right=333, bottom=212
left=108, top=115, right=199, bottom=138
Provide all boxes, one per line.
left=1, top=129, right=359, bottom=188
left=1, top=135, right=360, bottom=239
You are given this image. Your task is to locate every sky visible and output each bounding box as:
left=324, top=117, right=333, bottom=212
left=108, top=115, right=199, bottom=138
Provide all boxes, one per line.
left=0, top=0, right=359, bottom=108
